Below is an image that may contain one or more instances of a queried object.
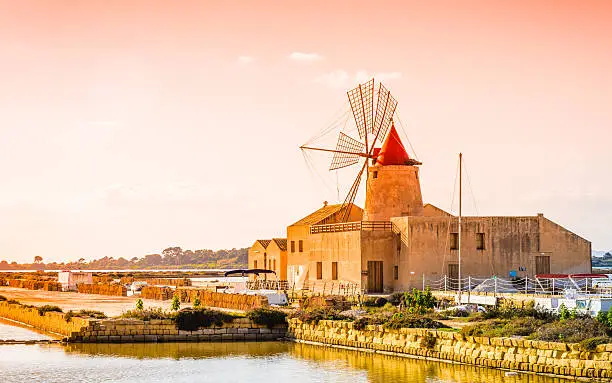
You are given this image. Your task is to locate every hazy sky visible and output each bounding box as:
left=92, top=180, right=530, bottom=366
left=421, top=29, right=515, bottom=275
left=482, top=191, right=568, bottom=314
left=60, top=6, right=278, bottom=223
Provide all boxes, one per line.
left=0, top=0, right=610, bottom=263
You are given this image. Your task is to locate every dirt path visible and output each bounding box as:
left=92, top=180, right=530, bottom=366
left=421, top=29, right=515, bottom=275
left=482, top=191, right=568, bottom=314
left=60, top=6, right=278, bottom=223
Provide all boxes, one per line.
left=0, top=287, right=192, bottom=317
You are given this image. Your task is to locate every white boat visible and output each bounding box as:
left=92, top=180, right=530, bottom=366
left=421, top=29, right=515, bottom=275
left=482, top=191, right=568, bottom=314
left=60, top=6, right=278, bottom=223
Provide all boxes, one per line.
left=222, top=269, right=288, bottom=306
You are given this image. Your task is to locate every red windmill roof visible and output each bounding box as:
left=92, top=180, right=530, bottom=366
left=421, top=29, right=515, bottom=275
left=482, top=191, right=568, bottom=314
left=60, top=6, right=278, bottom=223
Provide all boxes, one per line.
left=375, top=125, right=411, bottom=166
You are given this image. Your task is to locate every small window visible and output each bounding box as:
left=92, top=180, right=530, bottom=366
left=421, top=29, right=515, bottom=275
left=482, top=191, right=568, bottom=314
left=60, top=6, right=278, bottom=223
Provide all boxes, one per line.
left=394, top=265, right=399, bottom=280
left=291, top=241, right=295, bottom=253
left=450, top=233, right=458, bottom=250
left=373, top=171, right=378, bottom=179
left=316, top=262, right=323, bottom=279
left=254, top=260, right=258, bottom=269
left=299, top=240, right=304, bottom=252
left=272, top=259, right=276, bottom=271
left=331, top=262, right=338, bottom=280
left=263, top=253, right=267, bottom=269
left=476, top=233, right=485, bottom=250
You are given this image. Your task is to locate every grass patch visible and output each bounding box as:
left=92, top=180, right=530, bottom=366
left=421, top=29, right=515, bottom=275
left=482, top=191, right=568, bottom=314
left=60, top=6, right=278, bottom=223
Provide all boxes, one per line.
left=64, top=309, right=108, bottom=322
left=37, top=305, right=63, bottom=316
left=120, top=307, right=174, bottom=321
left=532, top=318, right=610, bottom=343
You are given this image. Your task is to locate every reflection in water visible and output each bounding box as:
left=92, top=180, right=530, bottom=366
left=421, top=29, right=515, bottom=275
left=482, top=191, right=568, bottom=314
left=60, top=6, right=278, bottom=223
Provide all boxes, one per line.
left=65, top=341, right=288, bottom=360
left=60, top=342, right=569, bottom=383
left=289, top=343, right=569, bottom=383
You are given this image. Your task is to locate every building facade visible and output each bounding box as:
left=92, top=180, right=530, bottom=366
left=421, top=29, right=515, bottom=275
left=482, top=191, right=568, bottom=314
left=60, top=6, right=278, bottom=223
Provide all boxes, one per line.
left=249, top=126, right=592, bottom=293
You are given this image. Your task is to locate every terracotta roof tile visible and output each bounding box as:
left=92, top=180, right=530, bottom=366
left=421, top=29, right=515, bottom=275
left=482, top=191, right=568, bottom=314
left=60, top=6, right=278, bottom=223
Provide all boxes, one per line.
left=272, top=238, right=287, bottom=251
left=256, top=239, right=271, bottom=249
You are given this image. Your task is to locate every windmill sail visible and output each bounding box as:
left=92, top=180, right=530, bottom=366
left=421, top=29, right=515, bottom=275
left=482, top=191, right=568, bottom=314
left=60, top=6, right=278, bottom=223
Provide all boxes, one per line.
left=372, top=83, right=398, bottom=143
left=347, top=79, right=374, bottom=140
left=330, top=132, right=365, bottom=170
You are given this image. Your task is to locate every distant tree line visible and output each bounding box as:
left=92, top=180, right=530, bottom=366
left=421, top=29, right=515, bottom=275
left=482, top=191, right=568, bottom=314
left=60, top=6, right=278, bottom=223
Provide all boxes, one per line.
left=0, top=247, right=248, bottom=270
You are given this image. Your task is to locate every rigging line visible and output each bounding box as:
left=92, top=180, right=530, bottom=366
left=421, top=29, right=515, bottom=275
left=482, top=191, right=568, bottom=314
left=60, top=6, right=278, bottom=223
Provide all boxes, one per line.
left=441, top=156, right=460, bottom=276
left=461, top=157, right=480, bottom=217
left=395, top=111, right=420, bottom=161
left=301, top=150, right=336, bottom=198
left=305, top=107, right=350, bottom=146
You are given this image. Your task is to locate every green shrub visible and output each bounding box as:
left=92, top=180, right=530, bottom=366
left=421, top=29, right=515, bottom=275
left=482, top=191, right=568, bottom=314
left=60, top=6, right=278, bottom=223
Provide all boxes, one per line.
left=289, top=307, right=349, bottom=324
left=193, top=297, right=201, bottom=308
left=175, top=308, right=236, bottom=331
left=532, top=318, right=610, bottom=343
left=482, top=300, right=555, bottom=321
left=121, top=307, right=173, bottom=321
left=606, top=309, right=612, bottom=328
left=447, top=308, right=469, bottom=318
left=37, top=305, right=63, bottom=316
left=135, top=298, right=144, bottom=311
left=404, top=288, right=436, bottom=314
left=559, top=303, right=570, bottom=320
left=170, top=295, right=180, bottom=311
left=246, top=308, right=287, bottom=329
left=596, top=311, right=608, bottom=325
left=363, top=297, right=387, bottom=307
left=64, top=310, right=75, bottom=322
left=462, top=317, right=546, bottom=338
left=73, top=309, right=107, bottom=319
left=580, top=336, right=610, bottom=351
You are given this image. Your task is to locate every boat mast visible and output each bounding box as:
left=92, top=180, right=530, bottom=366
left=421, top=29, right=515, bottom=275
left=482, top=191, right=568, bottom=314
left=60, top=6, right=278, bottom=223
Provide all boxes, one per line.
left=458, top=153, right=462, bottom=302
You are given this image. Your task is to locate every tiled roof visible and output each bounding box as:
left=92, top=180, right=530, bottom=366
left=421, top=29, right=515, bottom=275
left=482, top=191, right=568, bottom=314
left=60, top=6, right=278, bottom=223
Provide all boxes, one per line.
left=271, top=238, right=287, bottom=251
left=255, top=239, right=271, bottom=249
left=290, top=204, right=347, bottom=226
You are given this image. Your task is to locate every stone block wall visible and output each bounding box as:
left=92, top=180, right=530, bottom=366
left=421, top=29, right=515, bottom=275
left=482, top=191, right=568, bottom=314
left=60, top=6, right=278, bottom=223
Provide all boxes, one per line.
left=287, top=319, right=612, bottom=380
left=0, top=301, right=90, bottom=337
left=70, top=317, right=286, bottom=343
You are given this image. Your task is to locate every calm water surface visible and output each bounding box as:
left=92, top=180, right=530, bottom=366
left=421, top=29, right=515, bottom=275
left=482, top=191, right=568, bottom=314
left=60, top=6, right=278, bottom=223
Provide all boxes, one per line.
left=0, top=340, right=571, bottom=383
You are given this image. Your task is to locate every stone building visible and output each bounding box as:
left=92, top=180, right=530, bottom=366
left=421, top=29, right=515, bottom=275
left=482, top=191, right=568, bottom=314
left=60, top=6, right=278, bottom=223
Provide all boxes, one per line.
left=247, top=238, right=287, bottom=280
left=250, top=125, right=591, bottom=293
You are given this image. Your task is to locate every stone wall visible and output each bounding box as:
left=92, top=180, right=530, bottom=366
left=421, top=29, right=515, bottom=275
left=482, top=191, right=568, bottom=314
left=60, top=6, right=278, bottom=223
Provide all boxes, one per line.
left=0, top=301, right=285, bottom=343
left=0, top=301, right=89, bottom=337
left=71, top=317, right=286, bottom=343
left=287, top=319, right=612, bottom=380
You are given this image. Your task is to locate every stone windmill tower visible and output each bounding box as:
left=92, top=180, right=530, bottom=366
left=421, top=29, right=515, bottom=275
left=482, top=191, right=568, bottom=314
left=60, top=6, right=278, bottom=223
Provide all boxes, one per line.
left=301, top=79, right=423, bottom=222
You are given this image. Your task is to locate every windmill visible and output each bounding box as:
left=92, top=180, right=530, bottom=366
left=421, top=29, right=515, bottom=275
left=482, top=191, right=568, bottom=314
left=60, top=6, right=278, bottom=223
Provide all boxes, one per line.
left=301, top=79, right=421, bottom=222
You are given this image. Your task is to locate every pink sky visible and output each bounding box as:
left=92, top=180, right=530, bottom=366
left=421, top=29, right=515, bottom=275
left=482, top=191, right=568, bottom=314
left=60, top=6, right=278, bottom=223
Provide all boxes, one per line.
left=0, top=0, right=610, bottom=262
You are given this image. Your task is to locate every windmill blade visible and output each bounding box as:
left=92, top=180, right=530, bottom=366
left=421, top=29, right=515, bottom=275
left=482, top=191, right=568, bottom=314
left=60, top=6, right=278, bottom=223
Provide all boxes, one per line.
left=330, top=132, right=366, bottom=170
left=340, top=159, right=367, bottom=222
left=347, top=79, right=374, bottom=140
left=372, top=83, right=398, bottom=143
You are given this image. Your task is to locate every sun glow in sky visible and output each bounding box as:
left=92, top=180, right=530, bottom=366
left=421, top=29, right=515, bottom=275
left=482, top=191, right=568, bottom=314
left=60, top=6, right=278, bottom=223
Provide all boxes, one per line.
left=0, top=0, right=611, bottom=262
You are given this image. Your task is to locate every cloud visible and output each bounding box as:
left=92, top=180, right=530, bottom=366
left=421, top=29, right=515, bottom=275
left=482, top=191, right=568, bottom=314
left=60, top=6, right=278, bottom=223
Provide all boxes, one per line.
left=315, top=70, right=402, bottom=88
left=237, top=56, right=255, bottom=64
left=289, top=52, right=324, bottom=62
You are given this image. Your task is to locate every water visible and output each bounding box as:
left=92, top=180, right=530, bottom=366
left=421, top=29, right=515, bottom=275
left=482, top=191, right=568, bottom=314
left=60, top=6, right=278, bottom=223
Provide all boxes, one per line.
left=0, top=320, right=53, bottom=341
left=0, top=340, right=570, bottom=383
